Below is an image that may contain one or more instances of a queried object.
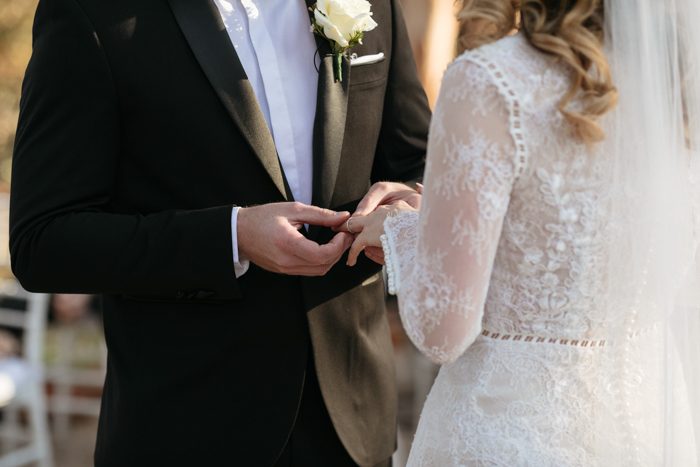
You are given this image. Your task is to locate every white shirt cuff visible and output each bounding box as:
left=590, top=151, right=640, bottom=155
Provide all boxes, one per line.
left=231, top=207, right=250, bottom=278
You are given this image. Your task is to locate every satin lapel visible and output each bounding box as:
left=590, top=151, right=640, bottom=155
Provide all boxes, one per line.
left=306, top=0, right=350, bottom=210
left=167, top=0, right=290, bottom=200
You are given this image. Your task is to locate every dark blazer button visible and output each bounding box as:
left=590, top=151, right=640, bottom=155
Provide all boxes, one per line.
left=195, top=290, right=215, bottom=299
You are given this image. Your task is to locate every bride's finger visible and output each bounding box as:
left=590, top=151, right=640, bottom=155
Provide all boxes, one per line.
left=346, top=235, right=367, bottom=267
left=364, top=246, right=385, bottom=265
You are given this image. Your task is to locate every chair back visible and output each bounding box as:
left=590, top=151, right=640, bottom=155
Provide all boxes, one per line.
left=0, top=281, right=50, bottom=369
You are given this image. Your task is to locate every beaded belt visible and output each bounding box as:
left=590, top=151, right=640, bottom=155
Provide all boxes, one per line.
left=480, top=324, right=659, bottom=348
left=480, top=329, right=608, bottom=348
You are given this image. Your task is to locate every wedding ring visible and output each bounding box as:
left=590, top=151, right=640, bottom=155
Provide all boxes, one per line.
left=346, top=217, right=356, bottom=234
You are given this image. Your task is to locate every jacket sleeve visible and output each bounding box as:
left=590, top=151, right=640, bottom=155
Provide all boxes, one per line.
left=10, top=0, right=240, bottom=300
left=371, top=0, right=430, bottom=184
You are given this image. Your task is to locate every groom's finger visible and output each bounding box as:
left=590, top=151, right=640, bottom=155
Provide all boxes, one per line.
left=291, top=237, right=335, bottom=265
left=326, top=231, right=354, bottom=252
left=291, top=204, right=350, bottom=227
left=311, top=232, right=353, bottom=264
left=289, top=230, right=351, bottom=266
left=324, top=232, right=355, bottom=267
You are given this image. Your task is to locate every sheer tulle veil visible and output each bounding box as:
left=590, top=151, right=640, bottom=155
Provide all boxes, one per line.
left=599, top=0, right=700, bottom=462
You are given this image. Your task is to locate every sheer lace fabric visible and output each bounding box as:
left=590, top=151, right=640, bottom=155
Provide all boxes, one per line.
left=382, top=34, right=689, bottom=466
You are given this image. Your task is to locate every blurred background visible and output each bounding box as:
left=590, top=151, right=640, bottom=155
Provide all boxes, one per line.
left=0, top=1, right=458, bottom=466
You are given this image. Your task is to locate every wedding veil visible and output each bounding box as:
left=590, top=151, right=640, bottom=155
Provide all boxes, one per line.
left=598, top=0, right=700, bottom=463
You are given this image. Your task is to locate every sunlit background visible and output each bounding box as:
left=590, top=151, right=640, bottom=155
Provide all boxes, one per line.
left=0, top=1, right=34, bottom=190
left=0, top=1, right=458, bottom=466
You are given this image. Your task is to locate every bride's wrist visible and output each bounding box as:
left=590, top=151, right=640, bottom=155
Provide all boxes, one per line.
left=388, top=201, right=418, bottom=214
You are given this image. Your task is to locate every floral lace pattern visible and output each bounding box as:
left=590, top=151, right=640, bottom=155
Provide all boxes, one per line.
left=381, top=34, right=680, bottom=465
left=383, top=51, right=518, bottom=365
left=405, top=334, right=664, bottom=467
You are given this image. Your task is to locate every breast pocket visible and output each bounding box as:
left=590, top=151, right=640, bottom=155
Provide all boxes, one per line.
left=349, top=53, right=388, bottom=87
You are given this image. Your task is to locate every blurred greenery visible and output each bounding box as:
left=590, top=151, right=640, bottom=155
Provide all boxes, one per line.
left=0, top=0, right=37, bottom=192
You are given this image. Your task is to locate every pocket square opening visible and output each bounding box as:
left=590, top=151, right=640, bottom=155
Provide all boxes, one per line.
left=350, top=52, right=385, bottom=67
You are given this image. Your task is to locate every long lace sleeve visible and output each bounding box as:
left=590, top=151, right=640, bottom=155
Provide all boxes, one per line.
left=381, top=56, right=525, bottom=365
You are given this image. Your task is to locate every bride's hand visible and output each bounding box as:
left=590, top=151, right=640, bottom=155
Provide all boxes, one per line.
left=345, top=202, right=416, bottom=267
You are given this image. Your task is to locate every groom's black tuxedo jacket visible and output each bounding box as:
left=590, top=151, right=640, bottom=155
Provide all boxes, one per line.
left=10, top=0, right=429, bottom=465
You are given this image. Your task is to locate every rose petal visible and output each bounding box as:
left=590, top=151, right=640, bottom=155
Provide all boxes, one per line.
left=314, top=9, right=350, bottom=48
left=342, top=0, right=372, bottom=16
left=316, top=0, right=330, bottom=15
left=355, top=14, right=377, bottom=33
left=314, top=0, right=376, bottom=47
left=333, top=12, right=362, bottom=40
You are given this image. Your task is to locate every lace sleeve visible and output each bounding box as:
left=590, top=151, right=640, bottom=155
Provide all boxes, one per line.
left=381, top=55, right=524, bottom=365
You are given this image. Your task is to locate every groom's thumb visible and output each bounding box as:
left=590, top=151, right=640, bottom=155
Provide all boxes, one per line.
left=292, top=204, right=350, bottom=227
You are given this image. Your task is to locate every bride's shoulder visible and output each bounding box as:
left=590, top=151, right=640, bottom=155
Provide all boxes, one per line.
left=453, top=32, right=544, bottom=73
left=440, top=34, right=530, bottom=98
left=444, top=32, right=559, bottom=100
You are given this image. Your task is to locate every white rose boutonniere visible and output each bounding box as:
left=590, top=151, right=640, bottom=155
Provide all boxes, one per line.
left=310, top=0, right=378, bottom=82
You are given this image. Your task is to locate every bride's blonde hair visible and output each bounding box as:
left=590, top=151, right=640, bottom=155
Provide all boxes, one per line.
left=457, top=0, right=618, bottom=144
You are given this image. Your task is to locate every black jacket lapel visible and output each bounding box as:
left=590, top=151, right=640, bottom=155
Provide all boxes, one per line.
left=167, top=0, right=290, bottom=200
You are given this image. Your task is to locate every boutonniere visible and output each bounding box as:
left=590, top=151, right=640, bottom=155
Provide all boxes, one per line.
left=310, top=0, right=378, bottom=82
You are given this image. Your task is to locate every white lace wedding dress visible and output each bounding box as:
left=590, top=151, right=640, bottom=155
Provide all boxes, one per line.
left=382, top=33, right=696, bottom=466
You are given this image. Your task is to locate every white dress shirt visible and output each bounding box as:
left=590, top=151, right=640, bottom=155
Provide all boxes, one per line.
left=212, top=0, right=319, bottom=277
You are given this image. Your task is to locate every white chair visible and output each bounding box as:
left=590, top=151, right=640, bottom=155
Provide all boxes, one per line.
left=0, top=280, right=53, bottom=467
left=44, top=314, right=106, bottom=439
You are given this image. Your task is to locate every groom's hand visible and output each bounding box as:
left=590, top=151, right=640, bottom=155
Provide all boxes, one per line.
left=237, top=202, right=354, bottom=276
